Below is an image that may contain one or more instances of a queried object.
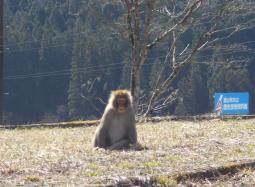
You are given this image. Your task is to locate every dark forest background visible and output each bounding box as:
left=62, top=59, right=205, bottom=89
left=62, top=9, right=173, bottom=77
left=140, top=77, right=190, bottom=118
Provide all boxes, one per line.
left=3, top=0, right=255, bottom=124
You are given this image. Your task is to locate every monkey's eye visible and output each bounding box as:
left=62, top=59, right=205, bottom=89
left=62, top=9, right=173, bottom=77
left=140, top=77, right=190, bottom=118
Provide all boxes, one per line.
left=117, top=98, right=126, bottom=104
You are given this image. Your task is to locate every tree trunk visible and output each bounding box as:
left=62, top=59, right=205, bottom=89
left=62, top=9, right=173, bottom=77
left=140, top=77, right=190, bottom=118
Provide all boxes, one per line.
left=130, top=63, right=141, bottom=112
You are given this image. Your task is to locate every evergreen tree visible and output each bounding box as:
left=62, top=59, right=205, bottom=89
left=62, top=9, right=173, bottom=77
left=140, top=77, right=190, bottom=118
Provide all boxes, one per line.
left=208, top=64, right=252, bottom=111
left=68, top=57, right=82, bottom=119
left=175, top=64, right=209, bottom=115
left=3, top=0, right=255, bottom=123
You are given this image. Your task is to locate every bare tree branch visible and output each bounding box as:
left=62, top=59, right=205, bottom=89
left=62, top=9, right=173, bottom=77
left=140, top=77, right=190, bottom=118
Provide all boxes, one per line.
left=144, top=24, right=213, bottom=116
left=140, top=0, right=154, bottom=65
left=147, top=0, right=203, bottom=49
left=153, top=89, right=179, bottom=113
left=122, top=0, right=134, bottom=46
left=116, top=0, right=255, bottom=116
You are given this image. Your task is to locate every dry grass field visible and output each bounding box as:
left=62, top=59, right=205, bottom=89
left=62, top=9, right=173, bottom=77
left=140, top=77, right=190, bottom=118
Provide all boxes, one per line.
left=0, top=119, right=255, bottom=186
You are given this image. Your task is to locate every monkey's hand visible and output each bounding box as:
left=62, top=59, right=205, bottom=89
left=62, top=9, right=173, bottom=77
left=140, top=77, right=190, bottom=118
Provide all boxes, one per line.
left=93, top=147, right=107, bottom=152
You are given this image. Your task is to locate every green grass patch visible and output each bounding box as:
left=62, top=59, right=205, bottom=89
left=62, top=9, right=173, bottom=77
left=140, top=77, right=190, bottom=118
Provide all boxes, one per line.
left=24, top=175, right=40, bottom=182
left=155, top=176, right=178, bottom=187
left=165, top=154, right=183, bottom=161
left=88, top=163, right=99, bottom=170
left=85, top=171, right=103, bottom=177
left=144, top=160, right=161, bottom=168
left=117, top=160, right=136, bottom=170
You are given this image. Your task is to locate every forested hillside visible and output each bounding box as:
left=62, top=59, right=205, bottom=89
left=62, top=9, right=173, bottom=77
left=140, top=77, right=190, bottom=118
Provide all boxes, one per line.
left=3, top=0, right=255, bottom=124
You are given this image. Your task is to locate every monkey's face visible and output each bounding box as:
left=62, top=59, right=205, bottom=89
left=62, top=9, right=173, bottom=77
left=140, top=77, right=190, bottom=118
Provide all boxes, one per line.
left=115, top=97, right=127, bottom=113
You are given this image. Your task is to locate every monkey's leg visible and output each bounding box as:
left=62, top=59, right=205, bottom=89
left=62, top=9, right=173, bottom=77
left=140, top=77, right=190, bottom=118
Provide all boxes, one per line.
left=107, top=139, right=130, bottom=150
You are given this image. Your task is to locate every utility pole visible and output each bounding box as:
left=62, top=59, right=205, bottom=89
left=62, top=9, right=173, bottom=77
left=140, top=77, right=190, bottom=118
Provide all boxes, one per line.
left=0, top=0, right=4, bottom=125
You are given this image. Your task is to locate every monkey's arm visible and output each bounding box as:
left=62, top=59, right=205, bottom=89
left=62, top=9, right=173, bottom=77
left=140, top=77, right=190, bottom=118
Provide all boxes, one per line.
left=93, top=125, right=108, bottom=148
left=127, top=109, right=137, bottom=144
left=93, top=108, right=113, bottom=148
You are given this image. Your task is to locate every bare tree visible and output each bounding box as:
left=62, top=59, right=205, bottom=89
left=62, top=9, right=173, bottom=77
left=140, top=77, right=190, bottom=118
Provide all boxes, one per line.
left=112, top=0, right=255, bottom=115
left=80, top=77, right=107, bottom=114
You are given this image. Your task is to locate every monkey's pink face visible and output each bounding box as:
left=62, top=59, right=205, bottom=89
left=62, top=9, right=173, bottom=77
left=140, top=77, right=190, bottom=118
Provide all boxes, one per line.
left=117, top=97, right=126, bottom=105
left=115, top=97, right=128, bottom=113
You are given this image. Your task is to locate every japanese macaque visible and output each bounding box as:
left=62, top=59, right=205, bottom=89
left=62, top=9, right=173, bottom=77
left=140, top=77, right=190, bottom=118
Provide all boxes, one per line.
left=92, top=89, right=137, bottom=150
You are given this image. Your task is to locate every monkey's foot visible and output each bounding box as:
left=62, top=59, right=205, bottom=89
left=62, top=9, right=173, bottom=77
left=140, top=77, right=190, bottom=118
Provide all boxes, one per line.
left=130, top=143, right=149, bottom=150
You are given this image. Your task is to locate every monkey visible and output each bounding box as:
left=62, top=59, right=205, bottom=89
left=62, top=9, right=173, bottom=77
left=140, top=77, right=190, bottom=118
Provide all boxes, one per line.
left=92, top=89, right=137, bottom=150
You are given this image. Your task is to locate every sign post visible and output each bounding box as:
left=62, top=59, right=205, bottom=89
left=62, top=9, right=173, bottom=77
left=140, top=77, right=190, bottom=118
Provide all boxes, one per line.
left=214, top=92, right=249, bottom=116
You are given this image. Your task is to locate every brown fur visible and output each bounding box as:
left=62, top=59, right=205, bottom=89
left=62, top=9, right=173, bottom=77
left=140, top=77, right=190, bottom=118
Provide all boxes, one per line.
left=92, top=89, right=137, bottom=150
left=109, top=90, right=132, bottom=111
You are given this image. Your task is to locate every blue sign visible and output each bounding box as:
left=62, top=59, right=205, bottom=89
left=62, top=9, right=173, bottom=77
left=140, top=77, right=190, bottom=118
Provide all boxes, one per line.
left=214, top=92, right=249, bottom=116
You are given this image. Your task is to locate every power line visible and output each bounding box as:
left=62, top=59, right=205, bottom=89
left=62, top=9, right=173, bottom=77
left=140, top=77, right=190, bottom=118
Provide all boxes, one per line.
left=3, top=33, right=120, bottom=53
left=3, top=31, right=88, bottom=47
left=5, top=64, right=128, bottom=80
left=5, top=42, right=74, bottom=53
left=147, top=48, right=255, bottom=60
left=4, top=50, right=255, bottom=80
left=6, top=48, right=255, bottom=79
left=3, top=27, right=111, bottom=48
left=3, top=34, right=255, bottom=53
left=5, top=61, right=127, bottom=79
